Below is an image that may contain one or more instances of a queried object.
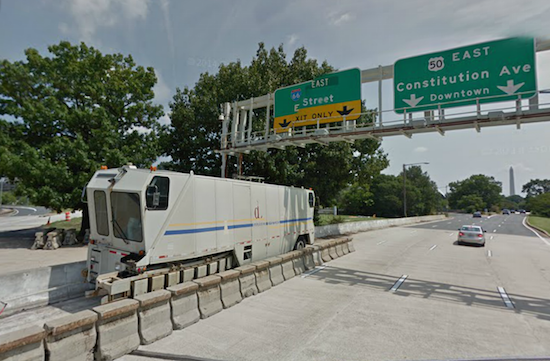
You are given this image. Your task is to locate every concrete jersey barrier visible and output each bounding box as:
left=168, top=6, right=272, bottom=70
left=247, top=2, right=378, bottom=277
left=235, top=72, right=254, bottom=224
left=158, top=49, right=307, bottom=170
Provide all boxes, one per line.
left=0, top=261, right=91, bottom=318
left=314, top=215, right=445, bottom=238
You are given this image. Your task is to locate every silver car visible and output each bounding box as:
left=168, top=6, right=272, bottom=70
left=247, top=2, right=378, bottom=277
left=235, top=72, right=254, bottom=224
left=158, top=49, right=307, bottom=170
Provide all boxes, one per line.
left=457, top=225, right=486, bottom=246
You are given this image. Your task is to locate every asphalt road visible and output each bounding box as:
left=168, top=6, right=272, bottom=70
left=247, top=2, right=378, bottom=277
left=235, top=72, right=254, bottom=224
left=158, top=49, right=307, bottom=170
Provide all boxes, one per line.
left=410, top=212, right=536, bottom=238
left=117, top=215, right=550, bottom=361
left=0, top=206, right=50, bottom=217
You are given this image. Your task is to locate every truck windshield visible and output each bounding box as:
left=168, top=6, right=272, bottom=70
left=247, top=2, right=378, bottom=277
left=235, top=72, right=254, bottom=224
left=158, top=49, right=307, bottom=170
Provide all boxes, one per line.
left=111, top=192, right=143, bottom=242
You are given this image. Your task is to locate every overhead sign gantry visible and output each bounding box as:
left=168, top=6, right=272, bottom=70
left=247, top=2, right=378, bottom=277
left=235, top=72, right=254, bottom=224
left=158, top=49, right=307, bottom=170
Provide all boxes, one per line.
left=218, top=37, right=550, bottom=178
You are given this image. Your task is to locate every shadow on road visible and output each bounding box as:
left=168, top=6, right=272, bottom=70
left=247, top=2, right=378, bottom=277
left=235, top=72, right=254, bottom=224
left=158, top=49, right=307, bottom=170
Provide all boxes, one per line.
left=309, top=266, right=550, bottom=321
left=0, top=227, right=42, bottom=249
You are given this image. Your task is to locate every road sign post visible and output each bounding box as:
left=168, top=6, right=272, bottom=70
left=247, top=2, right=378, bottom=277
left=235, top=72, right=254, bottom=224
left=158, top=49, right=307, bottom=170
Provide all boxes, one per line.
left=274, top=68, right=362, bottom=133
left=394, top=37, right=537, bottom=114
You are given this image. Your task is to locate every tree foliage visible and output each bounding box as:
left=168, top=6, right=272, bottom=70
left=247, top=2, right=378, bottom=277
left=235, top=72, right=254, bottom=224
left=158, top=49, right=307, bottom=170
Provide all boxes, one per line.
left=0, top=42, right=164, bottom=211
left=448, top=175, right=502, bottom=212
left=522, top=179, right=550, bottom=198
left=345, top=166, right=442, bottom=218
left=162, top=43, right=388, bottom=205
left=528, top=193, right=550, bottom=218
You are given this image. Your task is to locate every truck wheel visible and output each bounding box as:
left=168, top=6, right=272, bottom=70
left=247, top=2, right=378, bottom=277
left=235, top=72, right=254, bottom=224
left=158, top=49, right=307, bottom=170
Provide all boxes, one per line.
left=294, top=238, right=306, bottom=250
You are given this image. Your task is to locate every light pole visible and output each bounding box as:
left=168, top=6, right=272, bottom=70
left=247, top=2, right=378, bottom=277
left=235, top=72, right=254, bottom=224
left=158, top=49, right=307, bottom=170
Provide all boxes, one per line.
left=403, top=162, right=429, bottom=217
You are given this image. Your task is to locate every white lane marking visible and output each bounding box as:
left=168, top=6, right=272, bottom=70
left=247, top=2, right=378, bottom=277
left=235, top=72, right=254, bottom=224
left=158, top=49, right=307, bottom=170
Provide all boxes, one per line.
left=377, top=240, right=388, bottom=245
left=490, top=236, right=494, bottom=240
left=390, top=275, right=408, bottom=292
left=447, top=222, right=452, bottom=224
left=432, top=225, right=437, bottom=228
left=301, top=265, right=327, bottom=278
left=493, top=230, right=497, bottom=233
left=498, top=224, right=501, bottom=227
left=11, top=206, right=37, bottom=211
left=487, top=250, right=492, bottom=257
left=497, top=287, right=514, bottom=309
left=522, top=217, right=550, bottom=246
left=487, top=215, right=494, bottom=219
left=429, top=244, right=437, bottom=251
left=448, top=233, right=454, bottom=237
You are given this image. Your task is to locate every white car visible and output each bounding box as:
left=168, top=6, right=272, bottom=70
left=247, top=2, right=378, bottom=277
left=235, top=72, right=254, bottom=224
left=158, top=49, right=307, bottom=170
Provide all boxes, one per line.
left=457, top=225, right=486, bottom=246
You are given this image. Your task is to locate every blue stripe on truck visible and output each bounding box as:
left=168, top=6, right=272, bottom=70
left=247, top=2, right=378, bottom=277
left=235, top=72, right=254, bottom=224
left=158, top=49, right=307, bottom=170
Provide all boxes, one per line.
left=164, top=217, right=312, bottom=236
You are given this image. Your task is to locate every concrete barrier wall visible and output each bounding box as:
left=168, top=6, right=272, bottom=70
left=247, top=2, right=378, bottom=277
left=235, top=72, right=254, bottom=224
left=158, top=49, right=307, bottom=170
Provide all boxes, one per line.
left=314, top=215, right=445, bottom=238
left=0, top=261, right=92, bottom=318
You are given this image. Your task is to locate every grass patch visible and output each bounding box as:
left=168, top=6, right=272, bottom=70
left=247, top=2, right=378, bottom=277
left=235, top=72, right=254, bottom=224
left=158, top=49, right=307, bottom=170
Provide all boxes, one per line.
left=528, top=215, right=550, bottom=234
left=317, top=214, right=384, bottom=226
left=46, top=217, right=82, bottom=230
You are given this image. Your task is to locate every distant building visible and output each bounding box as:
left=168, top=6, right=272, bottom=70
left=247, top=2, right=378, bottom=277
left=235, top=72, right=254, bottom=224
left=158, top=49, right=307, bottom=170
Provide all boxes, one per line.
left=509, top=166, right=515, bottom=196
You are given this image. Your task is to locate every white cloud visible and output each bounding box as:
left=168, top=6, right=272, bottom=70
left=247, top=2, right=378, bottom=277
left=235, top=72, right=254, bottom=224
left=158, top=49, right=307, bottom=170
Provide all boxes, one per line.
left=63, top=0, right=151, bottom=43
left=287, top=34, right=299, bottom=47
left=328, top=12, right=355, bottom=26
left=414, top=146, right=428, bottom=153
left=153, top=71, right=172, bottom=106
left=158, top=114, right=171, bottom=126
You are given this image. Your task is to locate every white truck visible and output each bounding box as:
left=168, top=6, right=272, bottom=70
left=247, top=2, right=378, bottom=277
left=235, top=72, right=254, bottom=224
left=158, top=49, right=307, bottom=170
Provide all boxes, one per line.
left=85, top=165, right=315, bottom=285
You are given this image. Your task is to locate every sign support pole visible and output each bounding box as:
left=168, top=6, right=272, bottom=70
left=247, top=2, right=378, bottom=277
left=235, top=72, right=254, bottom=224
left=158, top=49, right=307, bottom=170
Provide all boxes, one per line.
left=378, top=65, right=383, bottom=126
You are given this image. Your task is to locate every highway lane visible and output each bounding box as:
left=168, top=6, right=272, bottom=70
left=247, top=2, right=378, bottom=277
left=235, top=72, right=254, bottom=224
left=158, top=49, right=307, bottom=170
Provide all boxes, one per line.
left=119, top=217, right=550, bottom=361
left=411, top=212, right=537, bottom=238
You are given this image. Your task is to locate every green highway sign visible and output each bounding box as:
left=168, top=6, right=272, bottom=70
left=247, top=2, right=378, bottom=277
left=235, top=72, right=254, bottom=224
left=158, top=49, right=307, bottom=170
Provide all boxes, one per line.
left=274, top=68, right=361, bottom=132
left=393, top=37, right=537, bottom=114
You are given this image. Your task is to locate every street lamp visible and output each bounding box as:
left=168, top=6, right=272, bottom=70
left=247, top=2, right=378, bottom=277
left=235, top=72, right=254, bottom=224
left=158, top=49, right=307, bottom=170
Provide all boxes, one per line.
left=403, top=162, right=429, bottom=217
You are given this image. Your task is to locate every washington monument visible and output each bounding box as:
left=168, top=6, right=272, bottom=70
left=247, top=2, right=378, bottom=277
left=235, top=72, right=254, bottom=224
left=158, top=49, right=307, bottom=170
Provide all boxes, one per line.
left=509, top=166, right=516, bottom=196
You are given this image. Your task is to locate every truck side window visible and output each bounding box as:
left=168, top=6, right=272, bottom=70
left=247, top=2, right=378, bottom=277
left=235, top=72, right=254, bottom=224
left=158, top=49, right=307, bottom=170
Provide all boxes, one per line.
left=308, top=192, right=315, bottom=208
left=94, top=191, right=109, bottom=236
left=146, top=176, right=170, bottom=210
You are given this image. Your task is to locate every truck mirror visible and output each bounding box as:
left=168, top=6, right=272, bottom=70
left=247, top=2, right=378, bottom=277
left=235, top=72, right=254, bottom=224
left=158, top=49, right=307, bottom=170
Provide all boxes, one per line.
left=146, top=185, right=160, bottom=208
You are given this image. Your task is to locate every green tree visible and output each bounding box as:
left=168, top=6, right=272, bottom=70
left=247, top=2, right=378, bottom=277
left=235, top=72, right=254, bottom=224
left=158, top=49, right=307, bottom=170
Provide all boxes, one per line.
left=448, top=175, right=502, bottom=211
left=162, top=43, right=388, bottom=205
left=501, top=194, right=525, bottom=210
left=338, top=184, right=374, bottom=216
left=0, top=41, right=164, bottom=212
left=400, top=166, right=442, bottom=216
left=522, top=179, right=550, bottom=198
left=457, top=194, right=485, bottom=214
left=365, top=174, right=403, bottom=218
left=528, top=193, right=550, bottom=217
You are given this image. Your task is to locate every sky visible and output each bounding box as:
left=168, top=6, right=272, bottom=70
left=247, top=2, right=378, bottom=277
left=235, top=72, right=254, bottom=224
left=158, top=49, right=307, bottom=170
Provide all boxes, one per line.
left=1, top=0, right=550, bottom=196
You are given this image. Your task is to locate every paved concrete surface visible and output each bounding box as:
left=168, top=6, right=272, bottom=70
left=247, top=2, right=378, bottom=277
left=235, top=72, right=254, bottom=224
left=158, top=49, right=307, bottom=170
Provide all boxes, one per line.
left=117, top=214, right=550, bottom=361
left=0, top=296, right=101, bottom=337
